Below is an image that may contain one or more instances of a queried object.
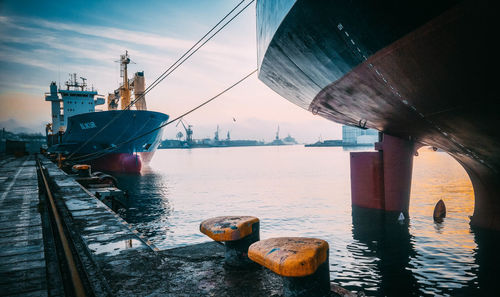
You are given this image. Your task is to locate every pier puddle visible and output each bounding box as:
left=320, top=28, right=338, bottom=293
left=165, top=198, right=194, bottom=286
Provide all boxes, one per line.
left=88, top=238, right=143, bottom=256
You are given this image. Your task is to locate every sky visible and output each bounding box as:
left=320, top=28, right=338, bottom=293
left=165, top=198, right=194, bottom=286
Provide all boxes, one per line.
left=0, top=0, right=342, bottom=142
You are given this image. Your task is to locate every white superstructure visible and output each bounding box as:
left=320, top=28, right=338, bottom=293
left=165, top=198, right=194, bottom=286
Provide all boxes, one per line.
left=45, top=73, right=105, bottom=134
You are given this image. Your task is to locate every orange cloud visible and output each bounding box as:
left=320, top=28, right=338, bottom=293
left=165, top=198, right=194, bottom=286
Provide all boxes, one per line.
left=0, top=92, right=50, bottom=130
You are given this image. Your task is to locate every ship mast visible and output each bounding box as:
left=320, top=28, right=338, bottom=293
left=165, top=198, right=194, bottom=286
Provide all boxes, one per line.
left=120, top=51, right=131, bottom=110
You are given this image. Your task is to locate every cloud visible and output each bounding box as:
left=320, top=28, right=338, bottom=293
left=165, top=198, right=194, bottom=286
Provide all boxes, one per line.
left=0, top=81, right=47, bottom=91
left=0, top=13, right=255, bottom=90
left=0, top=8, right=342, bottom=142
left=0, top=14, right=253, bottom=61
left=0, top=92, right=49, bottom=133
left=0, top=45, right=57, bottom=71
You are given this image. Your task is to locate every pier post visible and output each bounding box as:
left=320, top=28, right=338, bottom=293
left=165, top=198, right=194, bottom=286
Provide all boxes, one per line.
left=350, top=134, right=415, bottom=218
left=200, top=216, right=260, bottom=267
left=248, top=237, right=330, bottom=297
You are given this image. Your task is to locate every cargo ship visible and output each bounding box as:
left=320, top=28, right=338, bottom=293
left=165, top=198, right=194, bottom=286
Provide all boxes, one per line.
left=256, top=1, right=498, bottom=229
left=45, top=52, right=169, bottom=173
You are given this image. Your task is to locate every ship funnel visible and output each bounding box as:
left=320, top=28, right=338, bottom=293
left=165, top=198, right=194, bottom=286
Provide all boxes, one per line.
left=134, top=71, right=147, bottom=110
left=50, top=82, right=58, bottom=96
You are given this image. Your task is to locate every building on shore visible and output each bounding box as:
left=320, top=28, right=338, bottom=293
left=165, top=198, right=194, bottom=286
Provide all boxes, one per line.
left=342, top=126, right=378, bottom=146
left=0, top=128, right=47, bottom=155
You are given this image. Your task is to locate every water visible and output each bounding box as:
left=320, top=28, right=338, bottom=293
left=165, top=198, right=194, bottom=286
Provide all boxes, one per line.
left=114, top=145, right=498, bottom=296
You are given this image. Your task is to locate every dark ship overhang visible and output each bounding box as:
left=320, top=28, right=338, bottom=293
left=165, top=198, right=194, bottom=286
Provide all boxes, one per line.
left=256, top=0, right=499, bottom=229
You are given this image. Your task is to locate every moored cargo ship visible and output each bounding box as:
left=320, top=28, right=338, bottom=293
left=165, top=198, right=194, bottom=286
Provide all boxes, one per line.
left=45, top=52, right=169, bottom=173
left=256, top=0, right=498, bottom=229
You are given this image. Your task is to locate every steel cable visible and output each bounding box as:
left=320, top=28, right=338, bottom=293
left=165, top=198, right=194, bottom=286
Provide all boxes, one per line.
left=66, top=0, right=254, bottom=160
left=70, top=69, right=257, bottom=162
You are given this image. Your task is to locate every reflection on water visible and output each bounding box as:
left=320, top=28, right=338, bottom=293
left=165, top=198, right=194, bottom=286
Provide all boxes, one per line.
left=113, top=172, right=173, bottom=242
left=349, top=206, right=419, bottom=295
left=87, top=238, right=143, bottom=256
left=112, top=146, right=498, bottom=296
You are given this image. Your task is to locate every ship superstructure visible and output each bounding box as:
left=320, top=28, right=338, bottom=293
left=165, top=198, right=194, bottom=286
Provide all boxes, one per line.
left=45, top=74, right=105, bottom=143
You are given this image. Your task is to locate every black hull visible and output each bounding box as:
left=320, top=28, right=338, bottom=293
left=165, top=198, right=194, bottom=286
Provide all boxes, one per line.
left=257, top=0, right=499, bottom=229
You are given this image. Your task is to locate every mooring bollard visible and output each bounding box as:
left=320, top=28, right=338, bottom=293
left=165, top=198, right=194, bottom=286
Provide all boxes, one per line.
left=72, top=164, right=91, bottom=177
left=200, top=216, right=260, bottom=267
left=248, top=237, right=330, bottom=297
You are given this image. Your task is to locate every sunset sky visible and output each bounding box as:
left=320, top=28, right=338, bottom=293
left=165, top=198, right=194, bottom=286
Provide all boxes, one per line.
left=0, top=0, right=342, bottom=142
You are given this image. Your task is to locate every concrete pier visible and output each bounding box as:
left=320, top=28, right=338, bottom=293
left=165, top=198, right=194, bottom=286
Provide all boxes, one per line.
left=39, top=157, right=167, bottom=295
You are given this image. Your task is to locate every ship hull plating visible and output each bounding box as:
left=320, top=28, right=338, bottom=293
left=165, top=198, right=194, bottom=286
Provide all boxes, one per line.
left=257, top=0, right=499, bottom=229
left=49, top=110, right=169, bottom=173
left=90, top=153, right=143, bottom=173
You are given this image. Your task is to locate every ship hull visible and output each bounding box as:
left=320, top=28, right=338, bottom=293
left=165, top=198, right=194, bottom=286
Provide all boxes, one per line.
left=257, top=0, right=499, bottom=229
left=89, top=153, right=142, bottom=173
left=48, top=110, right=169, bottom=173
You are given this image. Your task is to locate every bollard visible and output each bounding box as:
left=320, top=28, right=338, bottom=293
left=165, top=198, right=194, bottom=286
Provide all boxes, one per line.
left=72, top=164, right=91, bottom=177
left=200, top=216, right=260, bottom=267
left=248, top=237, right=330, bottom=297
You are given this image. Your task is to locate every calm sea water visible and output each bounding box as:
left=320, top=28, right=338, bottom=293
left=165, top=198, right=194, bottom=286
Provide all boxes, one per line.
left=114, top=145, right=498, bottom=296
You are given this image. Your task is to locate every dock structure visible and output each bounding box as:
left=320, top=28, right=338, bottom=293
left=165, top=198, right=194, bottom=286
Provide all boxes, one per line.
left=0, top=155, right=353, bottom=296
left=39, top=157, right=168, bottom=296
left=0, top=155, right=48, bottom=296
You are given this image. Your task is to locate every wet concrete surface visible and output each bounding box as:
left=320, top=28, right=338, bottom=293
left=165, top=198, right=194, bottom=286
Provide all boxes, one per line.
left=159, top=241, right=284, bottom=296
left=42, top=157, right=163, bottom=296
left=0, top=155, right=48, bottom=297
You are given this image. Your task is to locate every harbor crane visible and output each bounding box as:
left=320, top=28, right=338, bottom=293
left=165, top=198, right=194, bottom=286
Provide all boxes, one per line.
left=176, top=118, right=193, bottom=143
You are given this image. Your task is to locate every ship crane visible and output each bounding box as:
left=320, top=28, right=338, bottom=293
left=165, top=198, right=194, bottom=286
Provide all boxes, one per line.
left=112, top=50, right=147, bottom=111
left=176, top=118, right=193, bottom=143
left=117, top=51, right=132, bottom=110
